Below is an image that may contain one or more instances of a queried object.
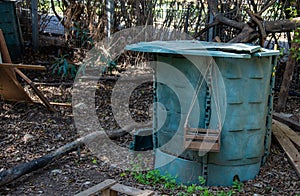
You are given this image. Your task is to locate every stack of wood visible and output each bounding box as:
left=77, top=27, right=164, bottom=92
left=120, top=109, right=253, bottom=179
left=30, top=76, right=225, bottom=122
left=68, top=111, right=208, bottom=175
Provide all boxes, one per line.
left=75, top=179, right=154, bottom=196
left=272, top=119, right=300, bottom=177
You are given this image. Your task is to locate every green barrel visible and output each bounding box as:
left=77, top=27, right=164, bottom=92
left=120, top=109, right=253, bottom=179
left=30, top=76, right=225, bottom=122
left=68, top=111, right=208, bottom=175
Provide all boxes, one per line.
left=126, top=41, right=279, bottom=186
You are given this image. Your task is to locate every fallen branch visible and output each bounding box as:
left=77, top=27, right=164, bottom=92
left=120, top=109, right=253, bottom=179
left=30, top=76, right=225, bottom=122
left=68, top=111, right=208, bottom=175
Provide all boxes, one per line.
left=198, top=1, right=300, bottom=43
left=0, top=122, right=152, bottom=187
left=0, top=131, right=92, bottom=186
left=106, top=121, right=152, bottom=139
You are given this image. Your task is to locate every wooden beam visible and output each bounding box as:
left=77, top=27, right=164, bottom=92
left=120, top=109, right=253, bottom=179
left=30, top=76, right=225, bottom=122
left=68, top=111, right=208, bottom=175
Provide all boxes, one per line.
left=74, top=179, right=117, bottom=196
left=110, top=183, right=154, bottom=196
left=74, top=179, right=154, bottom=196
left=272, top=120, right=300, bottom=177
left=273, top=119, right=300, bottom=148
left=0, top=29, right=12, bottom=63
left=0, top=63, right=46, bottom=70
left=31, top=0, right=39, bottom=51
left=0, top=29, right=32, bottom=102
left=273, top=112, right=300, bottom=132
left=33, top=101, right=72, bottom=108
left=49, top=102, right=72, bottom=107
left=14, top=68, right=55, bottom=112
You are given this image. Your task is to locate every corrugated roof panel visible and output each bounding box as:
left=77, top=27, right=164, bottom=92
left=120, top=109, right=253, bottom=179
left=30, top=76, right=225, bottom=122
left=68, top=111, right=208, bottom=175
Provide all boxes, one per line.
left=125, top=41, right=279, bottom=58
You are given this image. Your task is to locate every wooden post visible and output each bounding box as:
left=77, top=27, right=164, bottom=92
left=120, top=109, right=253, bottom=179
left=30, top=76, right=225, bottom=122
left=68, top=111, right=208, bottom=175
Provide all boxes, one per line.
left=207, top=0, right=217, bottom=41
left=0, top=29, right=54, bottom=111
left=272, top=120, right=300, bottom=177
left=31, top=0, right=39, bottom=52
left=106, top=0, right=114, bottom=41
left=184, top=3, right=190, bottom=34
left=277, top=28, right=299, bottom=111
left=0, top=29, right=32, bottom=102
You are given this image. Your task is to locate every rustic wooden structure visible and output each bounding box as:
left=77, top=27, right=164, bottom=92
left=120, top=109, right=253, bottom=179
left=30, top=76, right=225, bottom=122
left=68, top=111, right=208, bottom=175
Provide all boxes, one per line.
left=0, top=29, right=55, bottom=111
left=75, top=179, right=154, bottom=196
left=272, top=120, right=300, bottom=177
left=273, top=113, right=300, bottom=132
left=184, top=127, right=220, bottom=152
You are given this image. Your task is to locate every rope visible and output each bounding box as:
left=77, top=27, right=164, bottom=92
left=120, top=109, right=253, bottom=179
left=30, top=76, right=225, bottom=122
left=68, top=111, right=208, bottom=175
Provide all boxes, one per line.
left=184, top=58, right=212, bottom=129
left=184, top=58, right=222, bottom=139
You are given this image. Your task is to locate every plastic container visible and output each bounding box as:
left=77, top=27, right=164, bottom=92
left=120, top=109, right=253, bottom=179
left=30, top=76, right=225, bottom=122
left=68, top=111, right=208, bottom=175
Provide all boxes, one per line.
left=126, top=40, right=279, bottom=186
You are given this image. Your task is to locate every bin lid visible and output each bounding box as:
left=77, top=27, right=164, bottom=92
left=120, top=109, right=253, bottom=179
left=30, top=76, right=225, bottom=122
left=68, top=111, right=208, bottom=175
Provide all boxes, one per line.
left=125, top=40, right=279, bottom=59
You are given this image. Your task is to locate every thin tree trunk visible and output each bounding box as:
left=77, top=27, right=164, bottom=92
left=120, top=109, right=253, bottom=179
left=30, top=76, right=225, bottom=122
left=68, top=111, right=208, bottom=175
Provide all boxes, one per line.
left=277, top=38, right=299, bottom=111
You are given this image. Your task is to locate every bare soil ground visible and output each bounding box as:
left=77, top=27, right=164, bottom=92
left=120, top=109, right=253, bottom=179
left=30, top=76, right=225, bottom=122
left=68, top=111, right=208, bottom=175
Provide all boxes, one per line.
left=0, top=47, right=299, bottom=195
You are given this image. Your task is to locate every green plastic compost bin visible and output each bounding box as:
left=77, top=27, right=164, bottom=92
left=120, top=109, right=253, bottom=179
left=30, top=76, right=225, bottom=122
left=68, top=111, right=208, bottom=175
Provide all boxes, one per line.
left=126, top=40, right=279, bottom=186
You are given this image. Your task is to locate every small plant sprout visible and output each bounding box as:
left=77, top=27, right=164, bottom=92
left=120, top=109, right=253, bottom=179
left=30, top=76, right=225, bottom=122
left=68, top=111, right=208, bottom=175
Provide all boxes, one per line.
left=232, top=179, right=244, bottom=193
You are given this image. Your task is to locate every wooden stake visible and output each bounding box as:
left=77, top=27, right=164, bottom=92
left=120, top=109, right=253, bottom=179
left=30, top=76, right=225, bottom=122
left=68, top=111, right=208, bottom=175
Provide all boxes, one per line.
left=277, top=29, right=299, bottom=111
left=0, top=29, right=54, bottom=111
left=0, top=63, right=46, bottom=70
left=0, top=29, right=32, bottom=102
left=14, top=68, right=55, bottom=112
left=273, top=112, right=300, bottom=132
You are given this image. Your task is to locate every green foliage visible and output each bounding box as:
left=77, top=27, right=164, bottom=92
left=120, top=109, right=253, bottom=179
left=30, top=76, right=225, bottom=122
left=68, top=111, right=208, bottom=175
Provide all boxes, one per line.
left=198, top=176, right=206, bottom=185
left=120, top=172, right=127, bottom=177
left=106, top=61, right=117, bottom=74
left=287, top=6, right=300, bottom=62
left=130, top=167, right=245, bottom=195
left=232, top=179, right=244, bottom=193
left=91, top=157, right=97, bottom=164
left=51, top=54, right=77, bottom=78
left=38, top=0, right=50, bottom=14
left=286, top=6, right=298, bottom=18
left=264, top=2, right=284, bottom=21
left=216, top=190, right=234, bottom=196
left=291, top=28, right=300, bottom=62
left=131, top=169, right=177, bottom=188
left=68, top=22, right=93, bottom=48
left=131, top=168, right=214, bottom=195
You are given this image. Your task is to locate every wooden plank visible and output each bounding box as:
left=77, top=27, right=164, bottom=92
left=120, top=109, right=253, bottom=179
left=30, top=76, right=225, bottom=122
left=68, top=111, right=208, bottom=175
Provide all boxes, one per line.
left=0, top=29, right=13, bottom=63
left=185, top=141, right=220, bottom=152
left=0, top=63, right=46, bottom=70
left=272, top=121, right=300, bottom=177
left=185, top=135, right=219, bottom=141
left=110, top=183, right=154, bottom=196
left=273, top=112, right=300, bottom=132
left=137, top=190, right=156, bottom=196
left=184, top=127, right=219, bottom=134
left=33, top=101, right=71, bottom=108
left=74, top=179, right=116, bottom=196
left=14, top=68, right=55, bottom=112
left=49, top=102, right=72, bottom=107
left=273, top=120, right=300, bottom=148
left=0, top=29, right=32, bottom=102
left=0, top=28, right=54, bottom=111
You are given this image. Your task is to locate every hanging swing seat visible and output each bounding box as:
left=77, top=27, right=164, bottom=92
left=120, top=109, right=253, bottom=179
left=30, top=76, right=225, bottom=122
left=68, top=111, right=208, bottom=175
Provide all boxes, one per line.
left=184, top=126, right=220, bottom=152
